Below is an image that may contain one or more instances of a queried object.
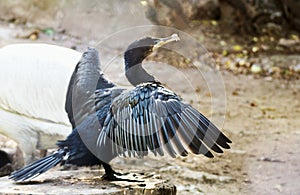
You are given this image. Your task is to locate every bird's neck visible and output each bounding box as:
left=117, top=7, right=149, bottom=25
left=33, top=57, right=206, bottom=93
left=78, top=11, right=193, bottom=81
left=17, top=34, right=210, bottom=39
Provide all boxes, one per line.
left=124, top=51, right=155, bottom=86
left=125, top=64, right=155, bottom=86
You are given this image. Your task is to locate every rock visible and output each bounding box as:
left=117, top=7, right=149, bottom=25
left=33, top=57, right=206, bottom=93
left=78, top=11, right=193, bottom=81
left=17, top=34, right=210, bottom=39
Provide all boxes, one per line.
left=181, top=169, right=234, bottom=184
left=0, top=163, right=13, bottom=177
left=279, top=38, right=299, bottom=47
left=143, top=0, right=189, bottom=29
left=264, top=76, right=273, bottom=81
left=15, top=29, right=39, bottom=40
left=282, top=0, right=300, bottom=31
left=0, top=168, right=176, bottom=194
left=159, top=165, right=234, bottom=184
left=0, top=134, right=24, bottom=174
left=293, top=64, right=300, bottom=72
left=143, top=0, right=221, bottom=29
left=176, top=184, right=204, bottom=194
left=274, top=184, right=283, bottom=192
left=257, top=157, right=285, bottom=163
left=183, top=0, right=220, bottom=20
left=0, top=0, right=62, bottom=28
left=250, top=64, right=262, bottom=74
left=0, top=150, right=13, bottom=177
left=228, top=149, right=247, bottom=155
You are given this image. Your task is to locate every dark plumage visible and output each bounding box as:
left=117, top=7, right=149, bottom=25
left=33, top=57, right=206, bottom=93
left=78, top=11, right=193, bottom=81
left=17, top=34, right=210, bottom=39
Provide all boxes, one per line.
left=10, top=34, right=231, bottom=182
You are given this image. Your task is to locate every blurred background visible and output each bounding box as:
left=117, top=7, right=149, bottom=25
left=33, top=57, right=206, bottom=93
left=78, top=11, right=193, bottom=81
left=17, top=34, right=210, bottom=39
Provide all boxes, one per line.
left=0, top=0, right=299, bottom=194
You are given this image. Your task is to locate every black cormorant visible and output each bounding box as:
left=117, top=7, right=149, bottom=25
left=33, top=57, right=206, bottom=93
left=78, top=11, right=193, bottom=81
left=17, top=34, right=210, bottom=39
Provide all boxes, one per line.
left=10, top=34, right=231, bottom=182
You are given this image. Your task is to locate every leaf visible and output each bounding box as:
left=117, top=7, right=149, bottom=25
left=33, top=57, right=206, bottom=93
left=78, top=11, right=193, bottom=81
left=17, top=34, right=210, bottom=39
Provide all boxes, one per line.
left=43, top=28, right=55, bottom=36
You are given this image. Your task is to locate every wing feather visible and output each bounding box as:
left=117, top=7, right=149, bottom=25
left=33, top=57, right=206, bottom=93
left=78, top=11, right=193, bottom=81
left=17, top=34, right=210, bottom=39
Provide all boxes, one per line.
left=160, top=117, right=176, bottom=158
left=183, top=107, right=223, bottom=153
left=166, top=117, right=188, bottom=156
left=176, top=112, right=212, bottom=157
left=186, top=107, right=231, bottom=148
left=150, top=111, right=164, bottom=156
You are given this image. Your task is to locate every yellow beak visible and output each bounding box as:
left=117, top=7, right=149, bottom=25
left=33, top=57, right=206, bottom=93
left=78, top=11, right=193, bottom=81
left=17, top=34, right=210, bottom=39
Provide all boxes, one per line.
left=153, top=34, right=180, bottom=50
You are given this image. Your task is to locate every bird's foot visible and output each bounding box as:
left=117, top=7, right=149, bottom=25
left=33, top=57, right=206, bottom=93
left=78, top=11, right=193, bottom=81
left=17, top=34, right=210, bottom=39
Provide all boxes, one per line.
left=102, top=163, right=142, bottom=182
left=101, top=172, right=120, bottom=181
left=102, top=172, right=141, bottom=182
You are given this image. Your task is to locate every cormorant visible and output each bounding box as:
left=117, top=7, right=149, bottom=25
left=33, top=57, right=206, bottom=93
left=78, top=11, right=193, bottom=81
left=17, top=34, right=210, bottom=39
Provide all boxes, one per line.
left=10, top=34, right=231, bottom=182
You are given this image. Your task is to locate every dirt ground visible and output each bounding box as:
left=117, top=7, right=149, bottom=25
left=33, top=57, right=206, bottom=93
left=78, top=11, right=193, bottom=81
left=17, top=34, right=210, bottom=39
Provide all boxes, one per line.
left=0, top=2, right=300, bottom=194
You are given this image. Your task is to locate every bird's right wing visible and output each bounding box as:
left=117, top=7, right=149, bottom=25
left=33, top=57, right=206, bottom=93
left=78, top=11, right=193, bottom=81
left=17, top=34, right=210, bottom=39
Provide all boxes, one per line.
left=97, top=82, right=231, bottom=158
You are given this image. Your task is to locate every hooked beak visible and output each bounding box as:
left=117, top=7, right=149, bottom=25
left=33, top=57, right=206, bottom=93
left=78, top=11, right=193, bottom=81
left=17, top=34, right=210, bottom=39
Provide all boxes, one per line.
left=153, top=34, right=180, bottom=50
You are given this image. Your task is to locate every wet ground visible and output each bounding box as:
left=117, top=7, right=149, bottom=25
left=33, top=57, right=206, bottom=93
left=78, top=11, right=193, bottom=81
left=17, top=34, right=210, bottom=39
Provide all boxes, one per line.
left=0, top=1, right=300, bottom=194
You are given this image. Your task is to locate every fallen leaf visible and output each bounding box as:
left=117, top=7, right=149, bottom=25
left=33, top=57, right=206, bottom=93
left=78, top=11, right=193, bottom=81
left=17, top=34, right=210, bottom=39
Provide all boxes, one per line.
left=232, top=45, right=243, bottom=52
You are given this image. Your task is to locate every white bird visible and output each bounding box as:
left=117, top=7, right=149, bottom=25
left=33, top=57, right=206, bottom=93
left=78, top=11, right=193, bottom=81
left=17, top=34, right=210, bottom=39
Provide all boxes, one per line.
left=0, top=43, right=82, bottom=165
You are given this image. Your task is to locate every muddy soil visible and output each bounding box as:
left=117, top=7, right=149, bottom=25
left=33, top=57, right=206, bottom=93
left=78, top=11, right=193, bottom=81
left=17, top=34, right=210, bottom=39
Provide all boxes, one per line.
left=0, top=1, right=299, bottom=194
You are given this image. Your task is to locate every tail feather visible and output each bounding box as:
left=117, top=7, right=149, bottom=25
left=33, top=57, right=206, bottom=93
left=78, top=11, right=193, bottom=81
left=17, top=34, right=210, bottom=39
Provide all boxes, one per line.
left=9, top=149, right=67, bottom=182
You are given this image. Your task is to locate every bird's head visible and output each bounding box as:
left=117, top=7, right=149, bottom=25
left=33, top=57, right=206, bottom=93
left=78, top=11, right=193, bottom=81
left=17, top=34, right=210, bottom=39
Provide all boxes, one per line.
left=124, top=34, right=180, bottom=86
left=124, top=34, right=180, bottom=69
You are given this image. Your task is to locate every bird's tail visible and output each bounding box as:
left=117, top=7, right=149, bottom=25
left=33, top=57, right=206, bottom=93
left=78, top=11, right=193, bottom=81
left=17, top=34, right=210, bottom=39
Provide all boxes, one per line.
left=9, top=148, right=68, bottom=182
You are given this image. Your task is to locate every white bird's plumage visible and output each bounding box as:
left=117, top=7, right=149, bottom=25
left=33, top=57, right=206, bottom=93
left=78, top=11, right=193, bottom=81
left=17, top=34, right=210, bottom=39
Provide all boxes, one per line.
left=0, top=43, right=82, bottom=164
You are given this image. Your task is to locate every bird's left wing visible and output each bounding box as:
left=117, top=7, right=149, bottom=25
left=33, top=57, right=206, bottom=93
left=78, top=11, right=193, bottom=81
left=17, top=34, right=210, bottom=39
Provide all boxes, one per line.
left=97, top=82, right=231, bottom=158
left=65, top=48, right=115, bottom=128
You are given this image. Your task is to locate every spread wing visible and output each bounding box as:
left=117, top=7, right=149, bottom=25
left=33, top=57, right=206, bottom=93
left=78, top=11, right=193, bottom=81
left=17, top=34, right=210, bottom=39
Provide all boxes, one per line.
left=97, top=82, right=231, bottom=158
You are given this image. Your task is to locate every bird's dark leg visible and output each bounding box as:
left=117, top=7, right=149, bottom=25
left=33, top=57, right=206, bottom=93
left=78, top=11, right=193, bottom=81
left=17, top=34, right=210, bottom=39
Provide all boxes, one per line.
left=102, top=162, right=122, bottom=180
left=102, top=163, right=141, bottom=182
